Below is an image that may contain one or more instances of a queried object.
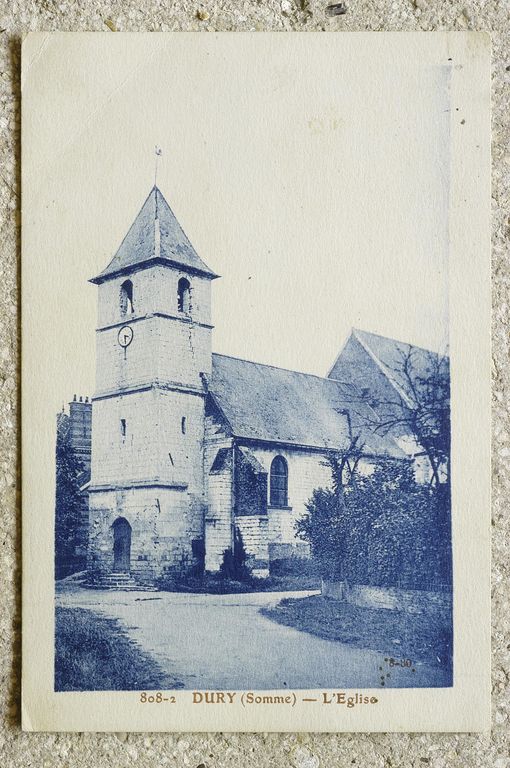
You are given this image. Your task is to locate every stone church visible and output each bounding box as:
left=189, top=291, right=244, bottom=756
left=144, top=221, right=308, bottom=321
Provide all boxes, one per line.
left=66, top=186, right=436, bottom=585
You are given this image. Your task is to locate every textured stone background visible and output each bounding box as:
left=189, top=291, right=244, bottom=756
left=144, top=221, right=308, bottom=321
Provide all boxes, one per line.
left=0, top=1, right=508, bottom=765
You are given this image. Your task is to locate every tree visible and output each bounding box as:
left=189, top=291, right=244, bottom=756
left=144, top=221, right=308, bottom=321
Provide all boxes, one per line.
left=296, top=437, right=364, bottom=580
left=300, top=343, right=452, bottom=589
left=341, top=459, right=449, bottom=588
left=299, top=454, right=451, bottom=589
left=55, top=416, right=85, bottom=579
left=350, top=345, right=450, bottom=489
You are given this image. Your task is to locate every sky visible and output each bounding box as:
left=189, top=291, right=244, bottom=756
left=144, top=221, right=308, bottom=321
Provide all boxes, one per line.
left=23, top=34, right=451, bottom=413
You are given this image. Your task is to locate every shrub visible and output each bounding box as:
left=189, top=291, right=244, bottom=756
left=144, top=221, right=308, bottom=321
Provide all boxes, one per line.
left=300, top=458, right=452, bottom=590
left=269, top=556, right=317, bottom=579
left=219, top=526, right=250, bottom=581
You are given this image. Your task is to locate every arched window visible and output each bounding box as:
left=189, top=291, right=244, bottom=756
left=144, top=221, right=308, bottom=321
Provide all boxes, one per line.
left=120, top=279, right=134, bottom=315
left=177, top=277, right=191, bottom=314
left=270, top=456, right=288, bottom=507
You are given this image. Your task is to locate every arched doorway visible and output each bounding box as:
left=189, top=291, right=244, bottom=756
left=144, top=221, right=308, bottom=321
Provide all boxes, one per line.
left=112, top=517, right=131, bottom=573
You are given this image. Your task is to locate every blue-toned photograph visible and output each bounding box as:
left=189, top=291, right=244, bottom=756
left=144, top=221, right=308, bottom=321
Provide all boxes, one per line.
left=54, top=176, right=452, bottom=693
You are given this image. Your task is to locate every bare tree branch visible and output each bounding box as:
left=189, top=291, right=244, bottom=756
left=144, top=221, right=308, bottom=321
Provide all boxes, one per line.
left=343, top=344, right=450, bottom=488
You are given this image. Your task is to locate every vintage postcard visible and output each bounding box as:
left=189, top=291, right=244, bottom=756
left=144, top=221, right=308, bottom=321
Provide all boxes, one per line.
left=21, top=32, right=491, bottom=732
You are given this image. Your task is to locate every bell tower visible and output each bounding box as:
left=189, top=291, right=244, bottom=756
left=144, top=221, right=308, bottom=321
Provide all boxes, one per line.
left=87, top=186, right=219, bottom=583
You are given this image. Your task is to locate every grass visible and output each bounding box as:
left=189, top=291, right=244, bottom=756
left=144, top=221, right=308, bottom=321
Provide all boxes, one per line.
left=262, top=595, right=452, bottom=670
left=156, top=573, right=320, bottom=594
left=55, top=606, right=184, bottom=691
left=156, top=555, right=320, bottom=594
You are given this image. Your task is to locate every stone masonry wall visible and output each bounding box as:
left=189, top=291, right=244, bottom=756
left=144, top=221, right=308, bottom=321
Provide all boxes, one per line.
left=88, top=485, right=202, bottom=582
left=92, top=387, right=209, bottom=490
left=241, top=443, right=334, bottom=555
left=322, top=580, right=452, bottom=620
left=95, top=265, right=212, bottom=397
left=97, top=265, right=212, bottom=329
left=204, top=407, right=233, bottom=572
left=205, top=470, right=233, bottom=572
left=235, top=515, right=269, bottom=579
left=89, top=259, right=212, bottom=579
left=95, top=315, right=212, bottom=395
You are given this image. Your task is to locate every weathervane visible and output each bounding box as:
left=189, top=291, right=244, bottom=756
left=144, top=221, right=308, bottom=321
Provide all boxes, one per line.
left=154, top=146, right=162, bottom=187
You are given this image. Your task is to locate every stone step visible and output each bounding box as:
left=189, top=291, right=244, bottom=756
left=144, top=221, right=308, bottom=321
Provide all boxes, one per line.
left=85, top=572, right=158, bottom=591
left=101, top=573, right=134, bottom=582
left=94, top=585, right=151, bottom=591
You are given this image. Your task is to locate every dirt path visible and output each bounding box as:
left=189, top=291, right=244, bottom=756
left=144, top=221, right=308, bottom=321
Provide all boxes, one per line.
left=56, top=587, right=449, bottom=689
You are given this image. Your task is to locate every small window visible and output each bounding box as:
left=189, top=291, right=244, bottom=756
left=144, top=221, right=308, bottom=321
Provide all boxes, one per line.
left=120, top=280, right=134, bottom=315
left=177, top=277, right=191, bottom=314
left=120, top=419, right=126, bottom=439
left=270, top=455, right=288, bottom=507
left=181, top=416, right=187, bottom=434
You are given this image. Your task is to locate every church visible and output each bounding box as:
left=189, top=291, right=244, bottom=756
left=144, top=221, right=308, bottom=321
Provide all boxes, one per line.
left=80, top=186, right=430, bottom=586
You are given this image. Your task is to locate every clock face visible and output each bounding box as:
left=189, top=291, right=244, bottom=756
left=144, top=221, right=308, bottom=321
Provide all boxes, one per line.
left=118, top=325, right=134, bottom=348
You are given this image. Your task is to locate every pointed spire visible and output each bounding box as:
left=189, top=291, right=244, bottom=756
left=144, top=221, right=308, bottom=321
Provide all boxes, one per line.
left=90, top=186, right=219, bottom=284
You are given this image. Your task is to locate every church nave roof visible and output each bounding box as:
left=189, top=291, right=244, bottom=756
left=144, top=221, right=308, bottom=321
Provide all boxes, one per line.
left=209, top=352, right=404, bottom=458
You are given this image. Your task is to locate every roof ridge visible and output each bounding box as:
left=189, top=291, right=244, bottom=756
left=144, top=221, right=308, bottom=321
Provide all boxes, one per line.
left=116, top=185, right=157, bottom=257
left=154, top=186, right=219, bottom=278
left=210, top=351, right=404, bottom=457
left=155, top=186, right=192, bottom=246
left=352, top=327, right=443, bottom=358
left=212, top=352, right=353, bottom=386
left=351, top=329, right=414, bottom=407
left=326, top=327, right=354, bottom=379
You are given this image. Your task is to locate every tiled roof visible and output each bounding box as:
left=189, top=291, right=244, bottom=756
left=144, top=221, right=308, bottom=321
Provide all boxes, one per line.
left=209, top=353, right=403, bottom=457
left=329, top=328, right=447, bottom=407
left=91, top=186, right=218, bottom=284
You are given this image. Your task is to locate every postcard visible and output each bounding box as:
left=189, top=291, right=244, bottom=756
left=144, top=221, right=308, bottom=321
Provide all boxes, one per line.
left=21, top=31, right=491, bottom=732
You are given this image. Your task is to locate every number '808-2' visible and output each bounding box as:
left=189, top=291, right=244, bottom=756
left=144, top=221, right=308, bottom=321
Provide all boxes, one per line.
left=139, top=691, right=176, bottom=703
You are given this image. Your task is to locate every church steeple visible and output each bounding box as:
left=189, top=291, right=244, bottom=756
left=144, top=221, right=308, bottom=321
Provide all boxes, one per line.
left=90, top=186, right=219, bottom=284
left=88, top=184, right=215, bottom=583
